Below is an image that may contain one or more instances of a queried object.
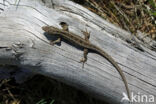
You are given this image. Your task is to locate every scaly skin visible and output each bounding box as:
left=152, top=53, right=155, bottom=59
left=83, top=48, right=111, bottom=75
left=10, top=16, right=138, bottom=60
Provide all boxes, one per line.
left=42, top=26, right=131, bottom=100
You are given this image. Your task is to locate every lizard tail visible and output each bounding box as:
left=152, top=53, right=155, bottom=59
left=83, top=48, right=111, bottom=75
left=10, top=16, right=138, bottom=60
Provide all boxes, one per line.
left=93, top=46, right=131, bottom=100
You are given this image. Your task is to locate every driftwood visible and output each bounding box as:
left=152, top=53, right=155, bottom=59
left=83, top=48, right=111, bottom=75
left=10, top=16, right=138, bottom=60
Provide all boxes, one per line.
left=0, top=0, right=156, bottom=104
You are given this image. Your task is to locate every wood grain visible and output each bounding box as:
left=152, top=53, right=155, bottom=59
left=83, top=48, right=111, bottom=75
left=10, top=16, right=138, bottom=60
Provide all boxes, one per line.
left=0, top=0, right=156, bottom=104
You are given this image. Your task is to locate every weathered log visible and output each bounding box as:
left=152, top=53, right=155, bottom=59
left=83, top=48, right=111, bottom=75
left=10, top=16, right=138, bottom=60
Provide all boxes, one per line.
left=0, top=0, right=156, bottom=104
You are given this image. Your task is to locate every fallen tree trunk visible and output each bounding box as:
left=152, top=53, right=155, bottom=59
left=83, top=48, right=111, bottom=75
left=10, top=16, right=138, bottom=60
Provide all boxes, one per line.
left=0, top=0, right=156, bottom=104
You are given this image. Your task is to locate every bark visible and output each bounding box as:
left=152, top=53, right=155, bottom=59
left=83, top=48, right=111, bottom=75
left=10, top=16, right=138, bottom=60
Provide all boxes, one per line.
left=0, top=0, right=156, bottom=104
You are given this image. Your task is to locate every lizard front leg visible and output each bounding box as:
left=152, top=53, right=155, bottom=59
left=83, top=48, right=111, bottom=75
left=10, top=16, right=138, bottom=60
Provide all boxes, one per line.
left=80, top=29, right=90, bottom=68
left=60, top=22, right=69, bottom=31
left=50, top=38, right=61, bottom=45
left=52, top=22, right=68, bottom=45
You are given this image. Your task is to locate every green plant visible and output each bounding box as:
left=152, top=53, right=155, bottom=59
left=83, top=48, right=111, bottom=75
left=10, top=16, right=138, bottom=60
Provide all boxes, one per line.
left=148, top=0, right=156, bottom=8
left=148, top=0, right=156, bottom=17
left=49, top=100, right=55, bottom=104
left=36, top=99, right=55, bottom=104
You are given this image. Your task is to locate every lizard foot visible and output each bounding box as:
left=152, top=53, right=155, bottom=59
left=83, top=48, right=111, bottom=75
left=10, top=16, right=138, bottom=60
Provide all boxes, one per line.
left=79, top=58, right=87, bottom=68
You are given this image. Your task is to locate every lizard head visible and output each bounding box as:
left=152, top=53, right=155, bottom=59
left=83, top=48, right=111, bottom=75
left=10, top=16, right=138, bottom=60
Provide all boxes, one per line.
left=42, top=26, right=50, bottom=32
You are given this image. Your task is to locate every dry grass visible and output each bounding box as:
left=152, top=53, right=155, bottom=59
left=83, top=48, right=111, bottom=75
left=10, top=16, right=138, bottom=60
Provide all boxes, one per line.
left=1, top=0, right=156, bottom=104
left=71, top=0, right=156, bottom=40
left=0, top=75, right=108, bottom=104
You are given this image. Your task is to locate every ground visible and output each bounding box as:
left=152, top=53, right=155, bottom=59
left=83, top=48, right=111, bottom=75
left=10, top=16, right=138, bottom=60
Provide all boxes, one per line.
left=0, top=0, right=156, bottom=104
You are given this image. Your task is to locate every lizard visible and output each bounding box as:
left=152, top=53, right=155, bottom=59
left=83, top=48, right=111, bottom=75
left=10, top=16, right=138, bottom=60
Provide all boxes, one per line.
left=42, top=22, right=131, bottom=100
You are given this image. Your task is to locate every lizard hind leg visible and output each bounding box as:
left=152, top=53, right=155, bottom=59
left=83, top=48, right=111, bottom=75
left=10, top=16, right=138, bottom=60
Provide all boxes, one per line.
left=80, top=48, right=88, bottom=68
left=80, top=29, right=90, bottom=68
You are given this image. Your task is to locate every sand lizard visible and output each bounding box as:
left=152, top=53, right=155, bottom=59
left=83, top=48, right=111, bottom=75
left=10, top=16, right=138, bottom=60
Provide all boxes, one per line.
left=42, top=22, right=131, bottom=100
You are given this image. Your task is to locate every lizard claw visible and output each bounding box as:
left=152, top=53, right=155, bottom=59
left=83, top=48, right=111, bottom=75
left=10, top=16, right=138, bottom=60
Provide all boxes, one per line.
left=79, top=58, right=85, bottom=68
left=50, top=41, right=55, bottom=46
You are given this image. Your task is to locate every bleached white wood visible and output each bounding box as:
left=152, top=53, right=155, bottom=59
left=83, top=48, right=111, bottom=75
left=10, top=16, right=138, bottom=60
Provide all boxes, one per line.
left=0, top=0, right=156, bottom=104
